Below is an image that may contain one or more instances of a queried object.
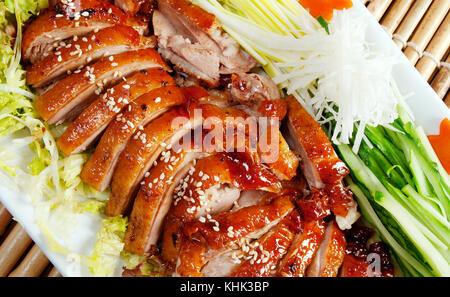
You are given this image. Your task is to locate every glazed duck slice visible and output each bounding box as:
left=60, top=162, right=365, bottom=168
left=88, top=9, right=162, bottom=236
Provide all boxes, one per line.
left=306, top=221, right=346, bottom=277
left=57, top=68, right=173, bottom=155
left=106, top=107, right=196, bottom=217
left=35, top=49, right=168, bottom=125
left=22, top=0, right=131, bottom=63
left=286, top=96, right=359, bottom=229
left=153, top=0, right=256, bottom=86
left=175, top=192, right=296, bottom=276
left=189, top=210, right=300, bottom=277
left=276, top=219, right=326, bottom=277
left=80, top=84, right=182, bottom=191
left=26, top=25, right=155, bottom=88
left=229, top=210, right=302, bottom=277
left=124, top=147, right=198, bottom=255
left=227, top=73, right=288, bottom=120
left=161, top=153, right=280, bottom=265
left=185, top=91, right=299, bottom=181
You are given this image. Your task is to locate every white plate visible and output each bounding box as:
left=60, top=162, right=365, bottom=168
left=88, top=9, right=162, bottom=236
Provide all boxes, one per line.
left=0, top=0, right=449, bottom=277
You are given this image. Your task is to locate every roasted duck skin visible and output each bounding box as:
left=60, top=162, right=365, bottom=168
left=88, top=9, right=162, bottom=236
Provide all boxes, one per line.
left=286, top=95, right=359, bottom=230
left=35, top=48, right=167, bottom=125
left=106, top=107, right=195, bottom=217
left=56, top=67, right=172, bottom=156
left=22, top=0, right=132, bottom=63
left=80, top=84, right=182, bottom=191
left=26, top=25, right=155, bottom=88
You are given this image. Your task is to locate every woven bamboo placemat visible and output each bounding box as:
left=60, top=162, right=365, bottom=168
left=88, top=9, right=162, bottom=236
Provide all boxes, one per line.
left=0, top=0, right=449, bottom=277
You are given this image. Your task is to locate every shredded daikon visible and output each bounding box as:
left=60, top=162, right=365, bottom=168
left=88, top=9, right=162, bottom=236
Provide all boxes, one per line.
left=193, top=0, right=401, bottom=152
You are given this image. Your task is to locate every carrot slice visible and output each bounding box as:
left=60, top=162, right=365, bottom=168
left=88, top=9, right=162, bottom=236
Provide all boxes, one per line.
left=299, top=0, right=353, bottom=21
left=428, top=118, right=450, bottom=174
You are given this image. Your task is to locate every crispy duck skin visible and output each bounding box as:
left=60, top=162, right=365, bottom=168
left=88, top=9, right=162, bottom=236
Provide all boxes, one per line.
left=106, top=107, right=194, bottom=217
left=26, top=25, right=155, bottom=88
left=161, top=153, right=280, bottom=264
left=276, top=219, right=326, bottom=277
left=306, top=221, right=346, bottom=277
left=35, top=48, right=167, bottom=125
left=80, top=84, right=182, bottom=191
left=22, top=0, right=131, bottom=63
left=185, top=91, right=299, bottom=181
left=175, top=193, right=295, bottom=276
left=231, top=210, right=302, bottom=277
left=160, top=154, right=243, bottom=264
left=286, top=96, right=359, bottom=229
left=56, top=68, right=172, bottom=156
left=124, top=148, right=196, bottom=255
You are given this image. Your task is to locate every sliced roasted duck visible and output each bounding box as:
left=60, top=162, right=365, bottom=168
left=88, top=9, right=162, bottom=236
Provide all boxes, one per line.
left=80, top=84, right=183, bottom=191
left=161, top=152, right=280, bottom=265
left=286, top=96, right=359, bottom=230
left=124, top=147, right=198, bottom=255
left=26, top=25, right=155, bottom=88
left=57, top=68, right=172, bottom=156
left=153, top=0, right=256, bottom=87
left=22, top=0, right=147, bottom=63
left=306, top=221, right=346, bottom=277
left=277, top=219, right=326, bottom=277
left=35, top=49, right=167, bottom=125
left=183, top=86, right=299, bottom=181
left=106, top=107, right=197, bottom=217
left=176, top=190, right=296, bottom=276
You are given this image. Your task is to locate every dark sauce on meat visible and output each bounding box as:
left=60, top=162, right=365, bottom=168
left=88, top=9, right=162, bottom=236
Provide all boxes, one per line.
left=220, top=152, right=278, bottom=190
left=345, top=225, right=394, bottom=277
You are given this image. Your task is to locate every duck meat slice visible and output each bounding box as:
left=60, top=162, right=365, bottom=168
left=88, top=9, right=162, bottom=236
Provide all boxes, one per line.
left=226, top=73, right=288, bottom=119
left=26, top=25, right=155, bottom=88
left=35, top=48, right=168, bottom=125
left=153, top=0, right=256, bottom=87
left=276, top=219, right=326, bottom=277
left=153, top=11, right=221, bottom=86
left=106, top=107, right=196, bottom=217
left=80, top=84, right=182, bottom=191
left=175, top=192, right=296, bottom=276
left=161, top=152, right=280, bottom=265
left=286, top=95, right=359, bottom=229
left=186, top=93, right=299, bottom=181
left=124, top=147, right=198, bottom=255
left=22, top=0, right=142, bottom=63
left=306, top=221, right=346, bottom=277
left=56, top=67, right=172, bottom=155
left=230, top=210, right=302, bottom=277
left=258, top=121, right=299, bottom=181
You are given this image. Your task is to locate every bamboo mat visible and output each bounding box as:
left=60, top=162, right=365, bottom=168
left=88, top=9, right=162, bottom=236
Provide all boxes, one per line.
left=0, top=0, right=449, bottom=277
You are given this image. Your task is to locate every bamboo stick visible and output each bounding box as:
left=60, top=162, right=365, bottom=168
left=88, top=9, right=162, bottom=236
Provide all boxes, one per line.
left=415, top=14, right=450, bottom=82
left=8, top=244, right=49, bottom=277
left=392, top=0, right=433, bottom=48
left=445, top=90, right=450, bottom=108
left=0, top=224, right=32, bottom=276
left=431, top=55, right=450, bottom=99
left=403, top=0, right=450, bottom=65
left=380, top=0, right=414, bottom=34
left=367, top=0, right=393, bottom=21
left=0, top=202, right=12, bottom=236
left=47, top=266, right=62, bottom=277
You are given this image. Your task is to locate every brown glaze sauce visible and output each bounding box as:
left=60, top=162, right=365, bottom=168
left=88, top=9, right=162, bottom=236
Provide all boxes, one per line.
left=220, top=152, right=279, bottom=190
